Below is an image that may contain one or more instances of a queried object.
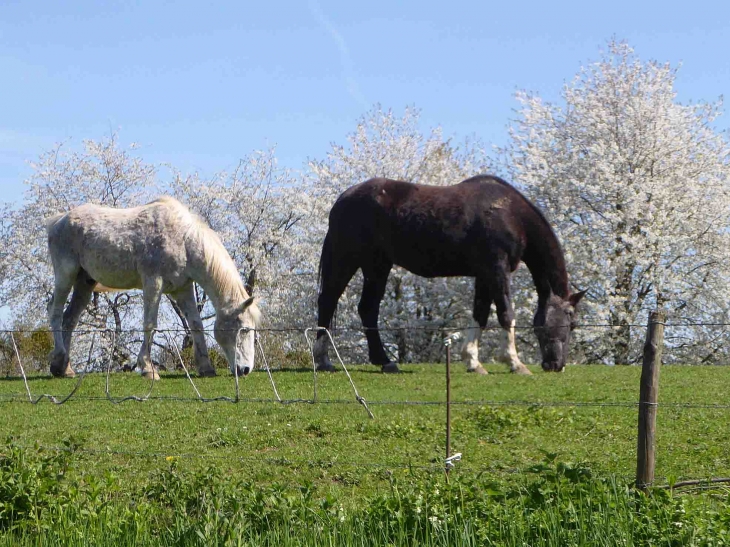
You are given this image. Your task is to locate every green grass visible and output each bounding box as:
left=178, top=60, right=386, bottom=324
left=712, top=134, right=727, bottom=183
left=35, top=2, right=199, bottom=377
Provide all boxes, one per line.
left=2, top=363, right=730, bottom=544
left=2, top=363, right=729, bottom=486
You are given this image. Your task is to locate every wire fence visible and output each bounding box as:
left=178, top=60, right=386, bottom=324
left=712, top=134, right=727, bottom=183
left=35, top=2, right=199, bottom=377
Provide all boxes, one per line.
left=2, top=321, right=730, bottom=410
left=4, top=321, right=730, bottom=336
left=3, top=393, right=730, bottom=410
left=3, top=321, right=730, bottom=489
left=4, top=319, right=729, bottom=370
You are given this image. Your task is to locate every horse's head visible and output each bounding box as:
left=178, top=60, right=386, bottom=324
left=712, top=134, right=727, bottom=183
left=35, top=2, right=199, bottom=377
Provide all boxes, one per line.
left=533, top=290, right=586, bottom=372
left=214, top=296, right=260, bottom=377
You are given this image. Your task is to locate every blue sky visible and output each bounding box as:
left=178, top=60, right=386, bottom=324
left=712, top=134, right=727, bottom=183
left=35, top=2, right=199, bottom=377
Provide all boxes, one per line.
left=1, top=0, right=729, bottom=204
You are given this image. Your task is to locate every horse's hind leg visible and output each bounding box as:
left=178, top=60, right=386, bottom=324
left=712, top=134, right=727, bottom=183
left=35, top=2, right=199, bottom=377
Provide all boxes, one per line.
left=57, top=271, right=96, bottom=376
left=49, top=267, right=93, bottom=377
left=462, top=278, right=491, bottom=375
left=313, top=234, right=359, bottom=372
left=358, top=258, right=396, bottom=372
left=137, top=276, right=164, bottom=381
left=169, top=285, right=215, bottom=377
left=48, top=271, right=76, bottom=377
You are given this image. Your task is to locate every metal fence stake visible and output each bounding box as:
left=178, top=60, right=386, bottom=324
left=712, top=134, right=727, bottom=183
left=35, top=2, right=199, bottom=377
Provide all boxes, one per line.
left=443, top=332, right=461, bottom=478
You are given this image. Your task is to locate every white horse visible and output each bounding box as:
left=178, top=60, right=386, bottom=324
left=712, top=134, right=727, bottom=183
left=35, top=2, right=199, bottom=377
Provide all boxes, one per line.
left=45, top=196, right=260, bottom=380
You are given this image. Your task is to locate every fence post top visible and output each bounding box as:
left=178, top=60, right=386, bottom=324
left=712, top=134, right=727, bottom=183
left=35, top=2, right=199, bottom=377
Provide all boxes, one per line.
left=648, top=310, right=667, bottom=324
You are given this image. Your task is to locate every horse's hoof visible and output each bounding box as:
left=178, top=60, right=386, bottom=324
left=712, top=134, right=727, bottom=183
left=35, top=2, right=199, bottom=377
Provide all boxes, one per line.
left=381, top=363, right=400, bottom=374
left=142, top=370, right=161, bottom=381
left=198, top=368, right=217, bottom=377
left=316, top=363, right=337, bottom=372
left=50, top=364, right=75, bottom=378
left=49, top=353, right=71, bottom=377
left=50, top=366, right=75, bottom=378
left=467, top=366, right=488, bottom=375
left=511, top=366, right=533, bottom=376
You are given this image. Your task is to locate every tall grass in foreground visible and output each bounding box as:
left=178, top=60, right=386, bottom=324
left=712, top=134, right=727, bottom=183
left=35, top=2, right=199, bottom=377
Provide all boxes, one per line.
left=2, top=440, right=730, bottom=546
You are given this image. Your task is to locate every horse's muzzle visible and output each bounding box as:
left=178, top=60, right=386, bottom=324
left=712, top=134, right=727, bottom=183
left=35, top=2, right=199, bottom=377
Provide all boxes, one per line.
left=235, top=365, right=252, bottom=377
left=541, top=361, right=564, bottom=372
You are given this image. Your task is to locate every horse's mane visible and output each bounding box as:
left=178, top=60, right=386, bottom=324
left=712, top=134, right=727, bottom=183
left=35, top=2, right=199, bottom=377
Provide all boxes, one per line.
left=467, top=175, right=561, bottom=242
left=466, top=175, right=569, bottom=297
left=155, top=197, right=261, bottom=325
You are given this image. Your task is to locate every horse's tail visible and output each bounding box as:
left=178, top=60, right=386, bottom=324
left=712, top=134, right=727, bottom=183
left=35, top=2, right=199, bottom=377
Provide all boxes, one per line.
left=317, top=231, right=332, bottom=296
left=317, top=231, right=337, bottom=330
left=45, top=212, right=66, bottom=234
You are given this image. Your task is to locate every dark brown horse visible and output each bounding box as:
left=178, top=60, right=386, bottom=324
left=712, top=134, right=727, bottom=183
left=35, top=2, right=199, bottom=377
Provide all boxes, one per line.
left=312, top=175, right=585, bottom=374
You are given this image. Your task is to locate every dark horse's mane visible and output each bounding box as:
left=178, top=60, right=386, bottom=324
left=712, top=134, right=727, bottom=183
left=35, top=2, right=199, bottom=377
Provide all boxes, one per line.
left=476, top=174, right=561, bottom=245
left=470, top=174, right=568, bottom=295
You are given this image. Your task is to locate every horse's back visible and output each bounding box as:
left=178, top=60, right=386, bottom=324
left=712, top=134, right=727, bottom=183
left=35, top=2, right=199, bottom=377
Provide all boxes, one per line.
left=330, top=175, right=531, bottom=234
left=46, top=198, right=194, bottom=288
left=324, top=175, right=534, bottom=277
left=48, top=198, right=191, bottom=241
left=333, top=175, right=527, bottom=213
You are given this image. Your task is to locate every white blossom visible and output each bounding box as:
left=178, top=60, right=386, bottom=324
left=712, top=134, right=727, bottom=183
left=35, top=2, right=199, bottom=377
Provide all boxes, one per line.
left=502, top=40, right=730, bottom=364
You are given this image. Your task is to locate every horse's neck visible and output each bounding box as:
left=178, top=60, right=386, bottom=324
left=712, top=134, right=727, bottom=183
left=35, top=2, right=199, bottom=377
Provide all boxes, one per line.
left=187, top=236, right=246, bottom=313
left=524, top=227, right=570, bottom=301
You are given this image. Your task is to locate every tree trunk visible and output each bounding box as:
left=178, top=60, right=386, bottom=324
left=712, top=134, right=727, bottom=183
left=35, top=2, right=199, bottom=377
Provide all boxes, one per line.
left=167, top=296, right=192, bottom=349
left=108, top=293, right=130, bottom=367
left=245, top=266, right=257, bottom=296
left=610, top=313, right=632, bottom=365
left=611, top=260, right=636, bottom=365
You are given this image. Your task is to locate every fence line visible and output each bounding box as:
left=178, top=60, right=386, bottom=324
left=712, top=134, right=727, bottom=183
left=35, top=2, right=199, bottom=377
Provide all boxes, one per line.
left=4, top=318, right=730, bottom=489
left=3, top=391, right=730, bottom=410
left=3, top=321, right=730, bottom=411
left=3, top=320, right=730, bottom=335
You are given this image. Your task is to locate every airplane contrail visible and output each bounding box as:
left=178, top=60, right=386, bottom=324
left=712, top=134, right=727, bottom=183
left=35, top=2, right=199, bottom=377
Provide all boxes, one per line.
left=308, top=0, right=369, bottom=108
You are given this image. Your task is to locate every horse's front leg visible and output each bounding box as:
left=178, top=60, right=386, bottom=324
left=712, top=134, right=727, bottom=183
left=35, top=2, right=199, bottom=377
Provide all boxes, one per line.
left=138, top=276, right=164, bottom=381
left=492, top=266, right=532, bottom=376
left=170, top=286, right=216, bottom=377
left=497, top=319, right=531, bottom=375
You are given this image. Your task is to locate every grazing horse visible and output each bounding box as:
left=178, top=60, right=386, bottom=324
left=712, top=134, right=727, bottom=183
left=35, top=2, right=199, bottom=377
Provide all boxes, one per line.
left=46, top=196, right=260, bottom=379
left=313, top=175, right=585, bottom=374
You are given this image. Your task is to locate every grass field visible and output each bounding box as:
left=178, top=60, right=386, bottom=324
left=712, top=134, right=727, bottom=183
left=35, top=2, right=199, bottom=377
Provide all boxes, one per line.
left=2, top=363, right=730, bottom=545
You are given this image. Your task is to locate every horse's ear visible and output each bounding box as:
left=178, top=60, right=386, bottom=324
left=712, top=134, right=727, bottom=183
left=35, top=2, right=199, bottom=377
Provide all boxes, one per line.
left=232, top=296, right=257, bottom=315
left=568, top=290, right=587, bottom=309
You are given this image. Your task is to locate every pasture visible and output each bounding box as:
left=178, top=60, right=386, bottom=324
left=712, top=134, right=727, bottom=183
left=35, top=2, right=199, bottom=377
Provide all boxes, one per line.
left=2, top=362, right=730, bottom=545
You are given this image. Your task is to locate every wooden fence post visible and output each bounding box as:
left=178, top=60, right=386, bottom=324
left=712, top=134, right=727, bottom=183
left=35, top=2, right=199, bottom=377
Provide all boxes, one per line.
left=636, top=310, right=666, bottom=490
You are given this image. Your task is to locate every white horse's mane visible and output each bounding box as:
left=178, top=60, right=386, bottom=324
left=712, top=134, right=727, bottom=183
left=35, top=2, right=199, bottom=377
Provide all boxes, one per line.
left=154, top=196, right=261, bottom=325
